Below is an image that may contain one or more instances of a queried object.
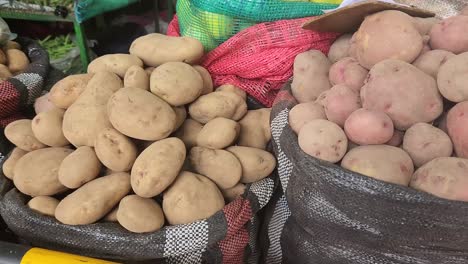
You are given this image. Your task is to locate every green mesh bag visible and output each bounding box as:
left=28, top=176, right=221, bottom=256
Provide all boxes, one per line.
left=176, top=0, right=342, bottom=51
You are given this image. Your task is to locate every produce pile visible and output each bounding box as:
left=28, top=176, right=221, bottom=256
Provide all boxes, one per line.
left=290, top=8, right=468, bottom=202
left=0, top=40, right=30, bottom=81
left=38, top=35, right=76, bottom=61
left=2, top=33, right=274, bottom=233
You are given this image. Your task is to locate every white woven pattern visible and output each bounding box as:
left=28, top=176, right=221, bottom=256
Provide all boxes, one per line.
left=166, top=251, right=203, bottom=264
left=266, top=194, right=291, bottom=264
left=271, top=108, right=293, bottom=191
left=164, top=220, right=209, bottom=259
left=250, top=177, right=274, bottom=208
left=13, top=73, right=43, bottom=105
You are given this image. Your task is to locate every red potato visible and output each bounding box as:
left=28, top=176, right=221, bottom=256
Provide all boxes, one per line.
left=437, top=111, right=448, bottom=134
left=413, top=50, right=455, bottom=78
left=329, top=57, right=368, bottom=92
left=291, top=50, right=332, bottom=103
left=350, top=10, right=423, bottom=69
left=298, top=119, right=348, bottom=163
left=360, top=59, right=443, bottom=130
left=385, top=130, right=404, bottom=147
left=403, top=123, right=453, bottom=168
left=461, top=6, right=468, bottom=16
left=344, top=109, right=394, bottom=145
left=341, top=145, right=414, bottom=186
left=437, top=52, right=468, bottom=102
left=410, top=157, right=468, bottom=201
left=413, top=17, right=441, bottom=35
left=328, top=34, right=352, bottom=63
left=447, top=101, right=468, bottom=158
left=288, top=102, right=326, bottom=134
left=430, top=15, right=468, bottom=54
left=322, top=85, right=361, bottom=127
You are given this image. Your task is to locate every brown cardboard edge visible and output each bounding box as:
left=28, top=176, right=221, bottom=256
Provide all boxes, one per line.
left=302, top=0, right=435, bottom=33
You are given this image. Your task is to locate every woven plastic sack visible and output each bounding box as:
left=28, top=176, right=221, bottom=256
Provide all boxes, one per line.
left=176, top=0, right=341, bottom=51
left=167, top=16, right=339, bottom=107
left=259, top=82, right=468, bottom=264
left=395, top=0, right=466, bottom=18
left=0, top=99, right=277, bottom=264
left=0, top=38, right=50, bottom=159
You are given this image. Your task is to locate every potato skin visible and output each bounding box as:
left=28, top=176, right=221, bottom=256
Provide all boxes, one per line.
left=14, top=148, right=72, bottom=197
left=238, top=108, right=272, bottom=149
left=291, top=50, right=331, bottom=103
left=6, top=49, right=29, bottom=73
left=0, top=64, right=12, bottom=80
left=34, top=92, right=59, bottom=115
left=341, top=145, right=414, bottom=186
left=87, top=54, right=143, bottom=77
left=410, top=157, right=468, bottom=201
left=131, top=138, right=186, bottom=198
left=55, top=173, right=131, bottom=225
left=173, top=119, right=203, bottom=149
left=298, top=119, right=348, bottom=163
left=215, top=84, right=246, bottom=100
left=360, top=59, right=443, bottom=130
left=189, top=91, right=247, bottom=124
left=430, top=16, right=468, bottom=54
left=385, top=130, right=404, bottom=147
left=0, top=49, right=5, bottom=64
left=193, top=65, right=213, bottom=95
left=129, top=33, right=204, bottom=66
left=117, top=195, right=165, bottom=233
left=163, top=171, right=224, bottom=225
left=2, top=147, right=28, bottom=180
left=344, top=109, right=394, bottom=145
left=63, top=72, right=123, bottom=147
left=3, top=41, right=21, bottom=50
left=103, top=207, right=118, bottom=222
left=124, top=65, right=149, bottom=90
left=227, top=146, right=276, bottom=183
left=413, top=50, right=455, bottom=78
left=32, top=109, right=69, bottom=147
left=173, top=106, right=187, bottom=131
left=95, top=128, right=137, bottom=172
left=150, top=62, right=203, bottom=106
left=59, top=146, right=102, bottom=189
left=190, top=147, right=242, bottom=189
left=28, top=196, right=59, bottom=217
left=328, top=33, right=352, bottom=63
left=447, top=101, right=468, bottom=158
left=49, top=74, right=94, bottom=109
left=329, top=57, right=368, bottom=92
left=437, top=52, right=468, bottom=102
left=350, top=10, right=422, bottom=69
left=403, top=123, right=453, bottom=167
left=107, top=87, right=176, bottom=141
left=5, top=119, right=46, bottom=151
left=323, top=85, right=361, bottom=127
left=196, top=118, right=240, bottom=149
left=413, top=17, right=440, bottom=35
left=221, top=183, right=246, bottom=203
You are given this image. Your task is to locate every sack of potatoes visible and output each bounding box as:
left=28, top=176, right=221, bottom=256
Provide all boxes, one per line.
left=265, top=6, right=468, bottom=264
left=0, top=40, right=30, bottom=81
left=0, top=33, right=277, bottom=262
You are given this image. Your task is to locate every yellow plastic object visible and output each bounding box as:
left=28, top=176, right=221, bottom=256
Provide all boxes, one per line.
left=20, top=248, right=119, bottom=264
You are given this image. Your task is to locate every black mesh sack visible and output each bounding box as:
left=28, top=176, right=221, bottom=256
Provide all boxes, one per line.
left=0, top=96, right=278, bottom=263
left=261, top=82, right=468, bottom=264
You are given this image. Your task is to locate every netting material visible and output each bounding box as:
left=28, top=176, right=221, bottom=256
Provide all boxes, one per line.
left=261, top=82, right=468, bottom=263
left=176, top=0, right=341, bottom=51
left=167, top=16, right=339, bottom=107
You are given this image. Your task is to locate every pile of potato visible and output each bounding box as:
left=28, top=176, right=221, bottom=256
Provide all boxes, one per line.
left=290, top=8, right=468, bottom=202
left=0, top=40, right=29, bottom=81
left=2, top=33, right=275, bottom=233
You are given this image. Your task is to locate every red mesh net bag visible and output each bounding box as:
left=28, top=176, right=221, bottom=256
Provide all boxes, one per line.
left=167, top=15, right=339, bottom=107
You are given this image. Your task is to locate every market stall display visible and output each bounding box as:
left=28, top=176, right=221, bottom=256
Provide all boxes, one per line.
left=0, top=33, right=277, bottom=263
left=263, top=2, right=468, bottom=263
